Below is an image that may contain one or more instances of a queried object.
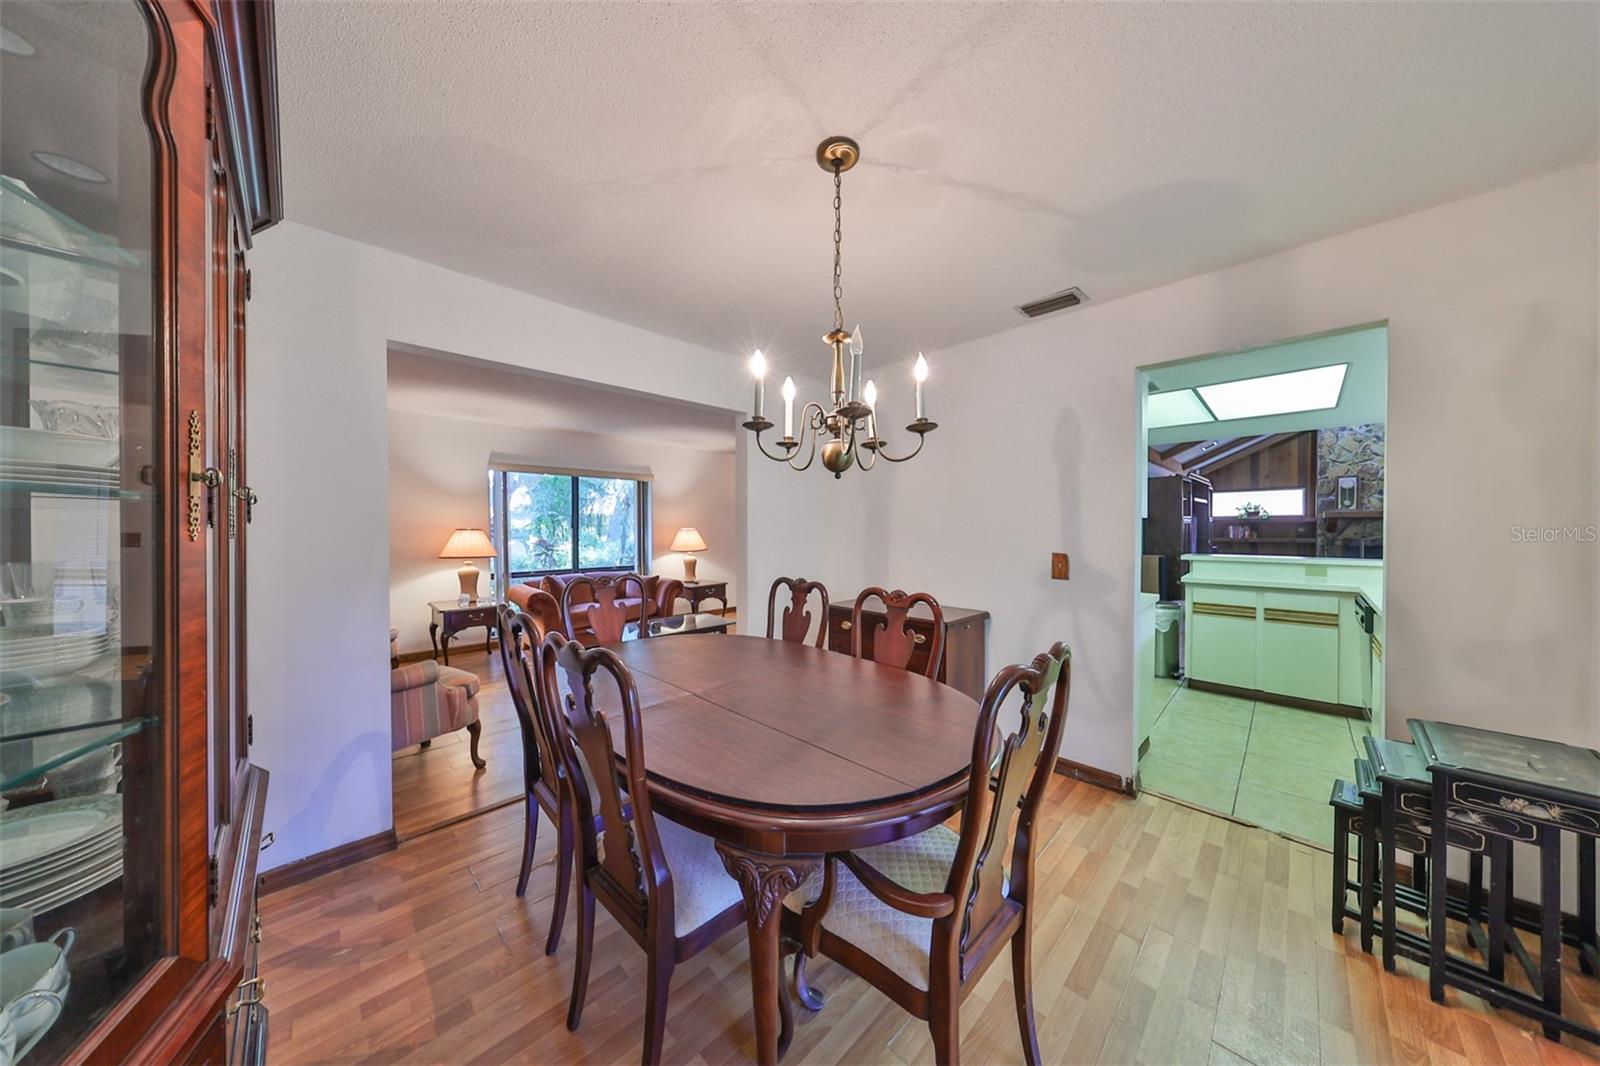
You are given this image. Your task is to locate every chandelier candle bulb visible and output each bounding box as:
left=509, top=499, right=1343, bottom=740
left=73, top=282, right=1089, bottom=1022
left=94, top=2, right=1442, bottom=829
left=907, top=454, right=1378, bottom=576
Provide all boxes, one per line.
left=850, top=325, right=864, bottom=401
left=782, top=376, right=796, bottom=438
left=750, top=349, right=767, bottom=419
left=863, top=379, right=877, bottom=411
left=913, top=352, right=929, bottom=421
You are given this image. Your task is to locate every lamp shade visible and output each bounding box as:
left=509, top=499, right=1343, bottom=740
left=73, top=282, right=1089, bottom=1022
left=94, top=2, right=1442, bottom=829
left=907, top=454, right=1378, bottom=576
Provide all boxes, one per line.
left=438, top=528, right=496, bottom=559
left=669, top=527, right=708, bottom=553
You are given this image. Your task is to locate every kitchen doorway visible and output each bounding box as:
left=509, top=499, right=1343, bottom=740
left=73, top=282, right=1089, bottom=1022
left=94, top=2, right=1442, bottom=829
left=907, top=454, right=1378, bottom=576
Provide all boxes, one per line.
left=1133, top=324, right=1388, bottom=849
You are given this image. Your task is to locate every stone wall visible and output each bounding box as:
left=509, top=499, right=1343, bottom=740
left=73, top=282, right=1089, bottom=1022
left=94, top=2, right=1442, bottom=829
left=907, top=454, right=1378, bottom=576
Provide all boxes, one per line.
left=1316, top=424, right=1385, bottom=556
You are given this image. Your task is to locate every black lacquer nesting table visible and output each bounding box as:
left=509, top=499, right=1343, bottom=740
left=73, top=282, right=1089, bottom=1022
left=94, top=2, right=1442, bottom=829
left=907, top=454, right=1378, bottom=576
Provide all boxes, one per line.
left=1409, top=719, right=1600, bottom=1044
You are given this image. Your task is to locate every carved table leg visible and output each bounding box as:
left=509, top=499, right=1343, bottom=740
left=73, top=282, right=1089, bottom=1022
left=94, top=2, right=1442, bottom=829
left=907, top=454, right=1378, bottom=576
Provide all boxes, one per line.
left=429, top=621, right=440, bottom=662
left=716, top=842, right=819, bottom=1066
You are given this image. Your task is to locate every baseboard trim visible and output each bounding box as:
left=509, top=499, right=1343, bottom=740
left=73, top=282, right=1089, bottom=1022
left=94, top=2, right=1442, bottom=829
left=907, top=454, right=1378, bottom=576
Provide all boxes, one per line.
left=1054, top=756, right=1137, bottom=797
left=257, top=829, right=398, bottom=896
left=1187, top=678, right=1368, bottom=720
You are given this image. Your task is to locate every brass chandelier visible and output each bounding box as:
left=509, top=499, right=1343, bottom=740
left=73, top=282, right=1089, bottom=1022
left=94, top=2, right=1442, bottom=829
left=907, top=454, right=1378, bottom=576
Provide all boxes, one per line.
left=742, top=136, right=936, bottom=478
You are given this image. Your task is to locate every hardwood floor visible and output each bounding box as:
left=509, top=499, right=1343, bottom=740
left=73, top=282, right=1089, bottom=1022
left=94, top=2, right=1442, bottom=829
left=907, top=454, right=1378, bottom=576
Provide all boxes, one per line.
left=262, top=772, right=1599, bottom=1064
left=392, top=648, right=523, bottom=840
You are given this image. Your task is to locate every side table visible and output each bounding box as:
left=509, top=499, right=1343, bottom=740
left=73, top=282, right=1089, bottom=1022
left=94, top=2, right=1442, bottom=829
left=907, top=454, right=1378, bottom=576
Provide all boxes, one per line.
left=429, top=599, right=500, bottom=665
left=679, top=580, right=729, bottom=616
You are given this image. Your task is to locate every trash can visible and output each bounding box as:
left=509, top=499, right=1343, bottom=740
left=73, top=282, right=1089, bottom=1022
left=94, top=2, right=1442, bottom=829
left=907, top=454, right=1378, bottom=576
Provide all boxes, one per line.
left=1154, top=602, right=1182, bottom=678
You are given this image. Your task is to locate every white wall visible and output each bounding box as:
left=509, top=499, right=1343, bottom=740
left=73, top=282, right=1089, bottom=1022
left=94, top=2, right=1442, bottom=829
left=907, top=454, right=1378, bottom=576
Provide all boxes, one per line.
left=854, top=162, right=1599, bottom=779
left=387, top=408, right=736, bottom=655
left=245, top=221, right=828, bottom=871
left=250, top=162, right=1597, bottom=870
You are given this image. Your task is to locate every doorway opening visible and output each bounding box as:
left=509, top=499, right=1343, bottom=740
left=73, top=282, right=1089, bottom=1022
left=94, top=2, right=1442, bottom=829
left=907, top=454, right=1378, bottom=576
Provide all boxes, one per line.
left=383, top=344, right=740, bottom=840
left=1134, top=324, right=1388, bottom=849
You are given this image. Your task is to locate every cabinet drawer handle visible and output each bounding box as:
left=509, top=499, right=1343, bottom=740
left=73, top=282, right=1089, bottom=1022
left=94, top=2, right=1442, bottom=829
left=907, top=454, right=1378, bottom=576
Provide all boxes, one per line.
left=839, top=620, right=852, bottom=631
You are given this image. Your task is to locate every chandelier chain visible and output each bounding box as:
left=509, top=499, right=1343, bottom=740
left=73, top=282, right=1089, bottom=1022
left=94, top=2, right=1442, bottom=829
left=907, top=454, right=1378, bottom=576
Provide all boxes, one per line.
left=832, top=162, right=844, bottom=332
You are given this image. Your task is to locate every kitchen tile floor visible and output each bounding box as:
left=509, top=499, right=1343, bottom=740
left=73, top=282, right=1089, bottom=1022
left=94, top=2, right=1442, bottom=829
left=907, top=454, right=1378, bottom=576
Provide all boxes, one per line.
left=1139, top=679, right=1376, bottom=849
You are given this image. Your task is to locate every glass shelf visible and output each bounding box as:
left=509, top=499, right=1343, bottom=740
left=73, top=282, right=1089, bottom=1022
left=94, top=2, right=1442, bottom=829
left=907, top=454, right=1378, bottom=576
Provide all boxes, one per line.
left=0, top=176, right=142, bottom=272
left=0, top=716, right=151, bottom=792
left=0, top=477, right=143, bottom=500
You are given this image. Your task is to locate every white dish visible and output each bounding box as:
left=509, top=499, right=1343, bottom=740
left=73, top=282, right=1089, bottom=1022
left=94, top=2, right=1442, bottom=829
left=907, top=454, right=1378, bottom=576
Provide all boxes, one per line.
left=0, top=911, right=31, bottom=953
left=0, top=832, right=121, bottom=889
left=0, top=988, right=62, bottom=1066
left=0, top=928, right=72, bottom=1051
left=0, top=798, right=119, bottom=870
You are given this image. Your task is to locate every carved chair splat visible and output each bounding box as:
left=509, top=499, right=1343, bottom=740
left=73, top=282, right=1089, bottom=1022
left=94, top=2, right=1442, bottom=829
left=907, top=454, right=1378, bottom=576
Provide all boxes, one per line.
left=561, top=572, right=648, bottom=647
left=851, top=586, right=945, bottom=679
left=767, top=576, right=830, bottom=647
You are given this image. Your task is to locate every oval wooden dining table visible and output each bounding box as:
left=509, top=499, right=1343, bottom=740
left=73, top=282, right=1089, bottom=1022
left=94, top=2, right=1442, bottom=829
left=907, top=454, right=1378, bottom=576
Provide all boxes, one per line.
left=594, top=633, right=982, bottom=1065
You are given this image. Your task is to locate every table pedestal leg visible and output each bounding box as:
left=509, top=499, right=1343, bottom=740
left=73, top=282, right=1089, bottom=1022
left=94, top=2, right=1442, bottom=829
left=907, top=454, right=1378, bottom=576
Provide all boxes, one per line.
left=716, top=842, right=819, bottom=1066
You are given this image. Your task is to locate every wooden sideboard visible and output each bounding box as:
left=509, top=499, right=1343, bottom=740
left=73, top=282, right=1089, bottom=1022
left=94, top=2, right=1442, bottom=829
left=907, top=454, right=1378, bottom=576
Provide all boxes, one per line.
left=826, top=600, right=990, bottom=700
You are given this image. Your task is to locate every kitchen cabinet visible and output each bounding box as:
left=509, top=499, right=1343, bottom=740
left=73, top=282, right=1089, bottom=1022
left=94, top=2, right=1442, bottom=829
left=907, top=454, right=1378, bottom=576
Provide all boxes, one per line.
left=0, top=1, right=280, bottom=1060
left=1181, top=556, right=1382, bottom=715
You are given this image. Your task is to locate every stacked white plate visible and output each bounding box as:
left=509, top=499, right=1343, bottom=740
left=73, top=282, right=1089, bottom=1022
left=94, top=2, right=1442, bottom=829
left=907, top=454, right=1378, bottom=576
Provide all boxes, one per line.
left=0, top=629, right=111, bottom=683
left=0, top=426, right=119, bottom=493
left=0, top=797, right=122, bottom=914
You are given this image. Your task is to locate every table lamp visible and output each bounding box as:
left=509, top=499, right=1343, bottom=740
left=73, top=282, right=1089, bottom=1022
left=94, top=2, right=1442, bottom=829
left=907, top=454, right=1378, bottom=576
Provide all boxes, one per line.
left=439, top=528, right=496, bottom=601
left=669, top=527, right=708, bottom=582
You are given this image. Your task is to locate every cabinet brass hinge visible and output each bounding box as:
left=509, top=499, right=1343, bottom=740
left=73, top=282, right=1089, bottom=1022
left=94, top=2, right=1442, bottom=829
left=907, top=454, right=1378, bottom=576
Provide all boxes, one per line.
left=207, top=854, right=220, bottom=908
left=205, top=85, right=215, bottom=141
left=247, top=714, right=254, bottom=745
left=244, top=268, right=252, bottom=300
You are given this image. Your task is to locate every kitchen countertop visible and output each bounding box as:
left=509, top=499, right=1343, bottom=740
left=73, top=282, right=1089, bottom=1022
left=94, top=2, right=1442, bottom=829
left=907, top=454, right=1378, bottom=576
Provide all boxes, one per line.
left=1180, top=554, right=1384, bottom=614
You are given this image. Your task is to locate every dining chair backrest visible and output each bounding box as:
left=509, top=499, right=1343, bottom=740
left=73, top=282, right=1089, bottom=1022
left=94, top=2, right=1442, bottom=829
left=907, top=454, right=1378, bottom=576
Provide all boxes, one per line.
left=850, top=586, right=945, bottom=679
left=544, top=631, right=674, bottom=927
left=946, top=641, right=1071, bottom=960
left=766, top=576, right=829, bottom=647
left=561, top=573, right=648, bottom=646
left=497, top=604, right=558, bottom=796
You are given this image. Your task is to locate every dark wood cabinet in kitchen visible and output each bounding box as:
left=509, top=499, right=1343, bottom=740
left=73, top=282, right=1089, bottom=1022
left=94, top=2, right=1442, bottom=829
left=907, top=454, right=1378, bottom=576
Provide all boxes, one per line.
left=1144, top=473, right=1212, bottom=600
left=826, top=600, right=990, bottom=700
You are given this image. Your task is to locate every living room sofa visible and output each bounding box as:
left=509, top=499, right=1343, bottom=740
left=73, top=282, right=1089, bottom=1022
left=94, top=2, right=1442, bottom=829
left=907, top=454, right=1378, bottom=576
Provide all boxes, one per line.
left=506, top=570, right=683, bottom=640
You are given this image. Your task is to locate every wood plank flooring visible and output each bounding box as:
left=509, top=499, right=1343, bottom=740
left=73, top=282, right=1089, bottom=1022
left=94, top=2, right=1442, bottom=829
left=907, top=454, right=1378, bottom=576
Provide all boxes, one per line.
left=391, top=648, right=524, bottom=840
left=262, top=772, right=1600, bottom=1064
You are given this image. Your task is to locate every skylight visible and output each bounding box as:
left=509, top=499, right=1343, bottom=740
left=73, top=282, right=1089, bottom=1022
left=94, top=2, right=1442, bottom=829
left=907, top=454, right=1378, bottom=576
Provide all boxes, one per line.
left=1146, top=389, right=1214, bottom=429
left=1196, top=363, right=1348, bottom=422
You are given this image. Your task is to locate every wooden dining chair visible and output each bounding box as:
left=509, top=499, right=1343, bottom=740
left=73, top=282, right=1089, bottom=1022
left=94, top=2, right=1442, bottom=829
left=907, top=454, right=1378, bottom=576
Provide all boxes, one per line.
left=850, top=586, right=945, bottom=679
left=544, top=631, right=750, bottom=1065
left=767, top=576, right=829, bottom=647
left=788, top=642, right=1072, bottom=1066
left=494, top=604, right=576, bottom=953
left=560, top=572, right=648, bottom=646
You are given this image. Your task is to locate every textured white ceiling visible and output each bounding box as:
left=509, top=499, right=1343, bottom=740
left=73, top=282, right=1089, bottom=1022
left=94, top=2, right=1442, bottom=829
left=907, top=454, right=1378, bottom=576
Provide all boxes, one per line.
left=385, top=346, right=738, bottom=452
left=280, top=2, right=1597, bottom=367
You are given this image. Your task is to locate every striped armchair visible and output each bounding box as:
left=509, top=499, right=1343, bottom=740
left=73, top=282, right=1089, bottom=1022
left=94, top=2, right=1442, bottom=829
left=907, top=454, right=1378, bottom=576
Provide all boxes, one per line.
left=391, top=657, right=485, bottom=769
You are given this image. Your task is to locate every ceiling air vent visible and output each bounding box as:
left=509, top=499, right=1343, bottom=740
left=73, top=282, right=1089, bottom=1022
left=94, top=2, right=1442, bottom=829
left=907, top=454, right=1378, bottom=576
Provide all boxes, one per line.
left=1018, top=287, right=1087, bottom=319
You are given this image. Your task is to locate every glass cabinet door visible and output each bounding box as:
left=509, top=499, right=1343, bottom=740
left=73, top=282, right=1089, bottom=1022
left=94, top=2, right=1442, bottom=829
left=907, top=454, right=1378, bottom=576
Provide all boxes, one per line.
left=0, top=1, right=167, bottom=1057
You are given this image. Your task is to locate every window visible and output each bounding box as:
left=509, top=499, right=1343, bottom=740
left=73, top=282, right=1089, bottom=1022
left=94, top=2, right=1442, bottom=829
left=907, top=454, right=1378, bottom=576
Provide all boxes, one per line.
left=1212, top=488, right=1307, bottom=518
left=488, top=467, right=649, bottom=586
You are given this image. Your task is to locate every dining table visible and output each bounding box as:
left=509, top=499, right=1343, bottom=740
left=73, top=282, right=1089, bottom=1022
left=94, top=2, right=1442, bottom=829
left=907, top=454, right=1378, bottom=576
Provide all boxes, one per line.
left=594, top=633, right=983, bottom=1065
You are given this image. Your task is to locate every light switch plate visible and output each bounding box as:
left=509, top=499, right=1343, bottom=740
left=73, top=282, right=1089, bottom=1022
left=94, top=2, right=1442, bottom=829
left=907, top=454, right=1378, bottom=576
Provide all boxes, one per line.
left=1051, top=553, right=1070, bottom=580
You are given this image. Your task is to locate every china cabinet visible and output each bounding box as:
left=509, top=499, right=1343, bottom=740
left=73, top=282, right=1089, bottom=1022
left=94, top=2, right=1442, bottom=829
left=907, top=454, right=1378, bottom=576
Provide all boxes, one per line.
left=0, top=0, right=279, bottom=1061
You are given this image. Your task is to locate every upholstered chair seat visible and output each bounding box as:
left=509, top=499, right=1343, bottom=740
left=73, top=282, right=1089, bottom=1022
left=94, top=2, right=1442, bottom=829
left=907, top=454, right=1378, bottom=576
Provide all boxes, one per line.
left=650, top=817, right=747, bottom=936
left=785, top=824, right=962, bottom=990
left=390, top=658, right=484, bottom=768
